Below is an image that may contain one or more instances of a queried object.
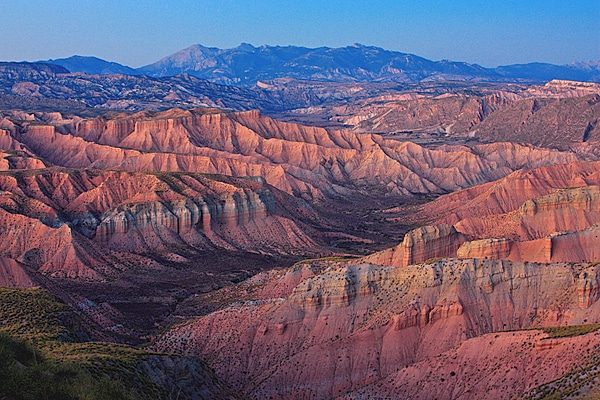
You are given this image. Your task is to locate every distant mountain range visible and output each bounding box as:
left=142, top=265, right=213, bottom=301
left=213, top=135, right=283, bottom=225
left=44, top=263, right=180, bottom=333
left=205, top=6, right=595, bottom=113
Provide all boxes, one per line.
left=0, top=61, right=286, bottom=113
left=45, top=55, right=140, bottom=75
left=36, top=43, right=600, bottom=85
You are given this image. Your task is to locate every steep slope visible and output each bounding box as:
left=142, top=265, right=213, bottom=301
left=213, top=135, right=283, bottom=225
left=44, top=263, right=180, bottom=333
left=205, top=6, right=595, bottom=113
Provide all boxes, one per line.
left=423, top=161, right=600, bottom=226
left=0, top=168, right=321, bottom=280
left=0, top=257, right=34, bottom=288
left=0, top=287, right=239, bottom=400
left=346, top=329, right=600, bottom=400
left=369, top=162, right=600, bottom=267
left=2, top=109, right=577, bottom=201
left=155, top=258, right=600, bottom=399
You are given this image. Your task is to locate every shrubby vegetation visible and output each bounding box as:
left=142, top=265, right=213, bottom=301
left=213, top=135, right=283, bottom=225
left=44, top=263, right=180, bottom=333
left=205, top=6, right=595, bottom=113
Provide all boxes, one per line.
left=542, top=323, right=600, bottom=339
left=0, top=288, right=165, bottom=400
left=0, top=334, right=134, bottom=400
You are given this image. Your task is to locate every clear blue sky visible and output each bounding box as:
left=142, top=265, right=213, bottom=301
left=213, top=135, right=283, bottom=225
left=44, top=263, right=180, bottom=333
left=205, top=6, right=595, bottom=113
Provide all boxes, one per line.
left=1, top=0, right=598, bottom=67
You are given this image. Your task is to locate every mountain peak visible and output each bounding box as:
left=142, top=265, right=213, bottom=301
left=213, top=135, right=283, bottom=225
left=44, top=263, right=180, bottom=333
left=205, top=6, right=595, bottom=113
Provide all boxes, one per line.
left=43, top=55, right=138, bottom=75
left=33, top=44, right=600, bottom=84
left=138, top=43, right=498, bottom=85
left=236, top=42, right=256, bottom=51
left=188, top=43, right=218, bottom=51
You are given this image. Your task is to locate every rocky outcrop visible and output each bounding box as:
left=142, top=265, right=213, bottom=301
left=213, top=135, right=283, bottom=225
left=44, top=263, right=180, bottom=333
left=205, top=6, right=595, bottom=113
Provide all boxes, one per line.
left=91, top=188, right=314, bottom=255
left=364, top=224, right=466, bottom=267
left=0, top=206, right=100, bottom=279
left=346, top=329, right=600, bottom=400
left=423, top=162, right=600, bottom=226
left=0, top=169, right=323, bottom=279
left=0, top=150, right=46, bottom=170
left=457, top=226, right=600, bottom=264
left=577, top=266, right=600, bottom=309
left=456, top=238, right=513, bottom=260
left=3, top=109, right=577, bottom=200
left=155, top=258, right=600, bottom=400
left=526, top=79, right=600, bottom=98
left=456, top=237, right=553, bottom=263
left=366, top=166, right=600, bottom=266
left=451, top=186, right=600, bottom=263
left=550, top=225, right=600, bottom=263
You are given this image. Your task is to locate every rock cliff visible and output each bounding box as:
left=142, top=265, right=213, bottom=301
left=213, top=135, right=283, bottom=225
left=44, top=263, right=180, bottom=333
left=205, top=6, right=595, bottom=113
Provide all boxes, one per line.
left=0, top=169, right=322, bottom=279
left=363, top=224, right=466, bottom=267
left=370, top=163, right=600, bottom=267
left=155, top=258, right=600, bottom=399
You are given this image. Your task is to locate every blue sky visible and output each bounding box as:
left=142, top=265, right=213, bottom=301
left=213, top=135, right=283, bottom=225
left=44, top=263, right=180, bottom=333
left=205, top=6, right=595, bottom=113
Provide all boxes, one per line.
left=1, top=0, right=598, bottom=67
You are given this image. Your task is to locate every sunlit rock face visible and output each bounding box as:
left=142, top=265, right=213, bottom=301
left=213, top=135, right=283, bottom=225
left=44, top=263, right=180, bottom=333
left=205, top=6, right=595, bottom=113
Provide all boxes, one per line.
left=0, top=169, right=320, bottom=280
left=363, top=224, right=467, bottom=267
left=5, top=108, right=576, bottom=201
left=367, top=162, right=600, bottom=267
left=155, top=258, right=600, bottom=400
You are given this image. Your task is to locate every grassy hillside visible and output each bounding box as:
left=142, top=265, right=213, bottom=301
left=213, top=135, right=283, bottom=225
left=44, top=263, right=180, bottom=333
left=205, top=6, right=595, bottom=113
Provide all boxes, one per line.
left=0, top=334, right=135, bottom=400
left=0, top=288, right=236, bottom=400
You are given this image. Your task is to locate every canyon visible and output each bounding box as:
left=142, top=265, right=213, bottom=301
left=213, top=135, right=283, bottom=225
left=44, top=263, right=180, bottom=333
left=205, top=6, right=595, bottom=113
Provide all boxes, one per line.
left=0, top=51, right=599, bottom=399
left=150, top=155, right=600, bottom=399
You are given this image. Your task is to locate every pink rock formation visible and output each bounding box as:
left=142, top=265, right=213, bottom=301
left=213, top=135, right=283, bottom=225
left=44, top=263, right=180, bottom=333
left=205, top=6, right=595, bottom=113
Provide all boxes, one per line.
left=0, top=207, right=99, bottom=279
left=0, top=257, right=35, bottom=288
left=423, top=161, right=600, bottom=225
left=363, top=224, right=466, bottom=267
left=453, top=186, right=600, bottom=263
left=371, top=165, right=600, bottom=267
left=155, top=258, right=600, bottom=399
left=346, top=330, right=600, bottom=400
left=0, top=169, right=323, bottom=279
left=3, top=109, right=577, bottom=200
left=456, top=238, right=513, bottom=260
left=0, top=150, right=45, bottom=170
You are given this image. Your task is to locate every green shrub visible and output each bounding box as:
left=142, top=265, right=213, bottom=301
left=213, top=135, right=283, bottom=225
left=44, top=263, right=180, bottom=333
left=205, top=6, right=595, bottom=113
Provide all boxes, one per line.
left=542, top=323, right=600, bottom=339
left=0, top=334, right=135, bottom=400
